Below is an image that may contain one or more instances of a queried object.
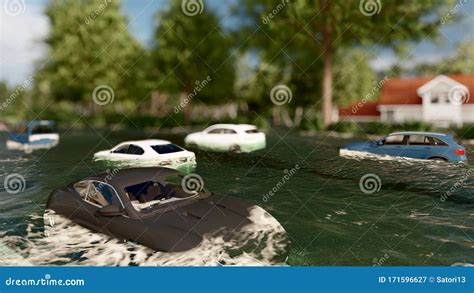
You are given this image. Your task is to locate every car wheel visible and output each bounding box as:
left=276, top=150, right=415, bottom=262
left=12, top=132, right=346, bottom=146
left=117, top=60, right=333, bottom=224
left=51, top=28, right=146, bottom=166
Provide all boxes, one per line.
left=229, top=144, right=241, bottom=153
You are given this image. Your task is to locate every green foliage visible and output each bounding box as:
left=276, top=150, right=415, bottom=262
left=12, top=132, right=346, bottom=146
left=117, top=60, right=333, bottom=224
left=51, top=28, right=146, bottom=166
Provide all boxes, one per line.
left=235, top=0, right=456, bottom=122
left=400, top=37, right=474, bottom=76
left=449, top=38, right=474, bottom=74
left=36, top=0, right=146, bottom=107
left=151, top=0, right=235, bottom=104
left=454, top=125, right=474, bottom=140
left=333, top=49, right=378, bottom=106
left=328, top=121, right=435, bottom=135
left=301, top=116, right=324, bottom=131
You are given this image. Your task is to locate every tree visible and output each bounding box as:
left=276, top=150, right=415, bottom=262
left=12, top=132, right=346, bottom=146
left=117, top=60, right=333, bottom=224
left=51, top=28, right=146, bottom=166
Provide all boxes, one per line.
left=151, top=0, right=235, bottom=124
left=36, top=0, right=145, bottom=114
left=449, top=38, right=474, bottom=74
left=236, top=0, right=456, bottom=127
left=333, top=49, right=377, bottom=106
left=400, top=37, right=474, bottom=76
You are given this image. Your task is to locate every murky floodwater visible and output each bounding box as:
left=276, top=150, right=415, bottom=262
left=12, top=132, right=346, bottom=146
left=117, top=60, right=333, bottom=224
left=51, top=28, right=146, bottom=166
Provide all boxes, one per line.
left=0, top=128, right=473, bottom=266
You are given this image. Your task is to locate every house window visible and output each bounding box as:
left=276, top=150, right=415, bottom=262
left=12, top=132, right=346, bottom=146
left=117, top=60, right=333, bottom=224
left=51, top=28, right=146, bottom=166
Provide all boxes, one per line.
left=431, top=92, right=450, bottom=104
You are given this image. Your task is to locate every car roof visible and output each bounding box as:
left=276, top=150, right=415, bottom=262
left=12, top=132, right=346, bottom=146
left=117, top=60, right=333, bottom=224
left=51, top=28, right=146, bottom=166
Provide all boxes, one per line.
left=205, top=124, right=257, bottom=131
left=116, top=139, right=172, bottom=147
left=79, top=167, right=182, bottom=191
left=389, top=131, right=448, bottom=137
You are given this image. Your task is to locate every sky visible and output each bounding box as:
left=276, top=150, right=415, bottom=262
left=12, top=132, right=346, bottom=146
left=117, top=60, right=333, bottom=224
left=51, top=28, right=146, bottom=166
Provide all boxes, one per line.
left=0, top=0, right=472, bottom=86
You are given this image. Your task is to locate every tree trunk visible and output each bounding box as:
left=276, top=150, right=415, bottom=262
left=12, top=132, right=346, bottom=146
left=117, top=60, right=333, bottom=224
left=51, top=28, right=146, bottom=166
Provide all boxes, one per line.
left=320, top=0, right=333, bottom=128
left=272, top=106, right=281, bottom=126
left=180, top=92, right=191, bottom=125
left=150, top=91, right=160, bottom=115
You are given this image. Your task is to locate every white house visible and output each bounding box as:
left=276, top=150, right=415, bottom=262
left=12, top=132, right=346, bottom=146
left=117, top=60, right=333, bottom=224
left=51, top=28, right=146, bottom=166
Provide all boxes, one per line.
left=339, top=74, right=474, bottom=127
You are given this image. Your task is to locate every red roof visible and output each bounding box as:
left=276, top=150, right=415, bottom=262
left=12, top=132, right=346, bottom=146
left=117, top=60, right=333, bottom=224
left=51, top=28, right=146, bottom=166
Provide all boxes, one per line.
left=339, top=100, right=380, bottom=116
left=380, top=74, right=474, bottom=105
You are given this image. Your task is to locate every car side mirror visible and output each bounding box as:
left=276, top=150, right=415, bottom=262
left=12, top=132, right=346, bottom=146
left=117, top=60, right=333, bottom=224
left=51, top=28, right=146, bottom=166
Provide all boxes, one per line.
left=376, top=140, right=384, bottom=146
left=98, top=204, right=125, bottom=217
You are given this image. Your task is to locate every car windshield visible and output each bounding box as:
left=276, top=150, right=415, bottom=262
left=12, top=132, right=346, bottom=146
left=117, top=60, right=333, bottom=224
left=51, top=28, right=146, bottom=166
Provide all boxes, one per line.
left=31, top=124, right=55, bottom=134
left=151, top=144, right=183, bottom=154
left=125, top=174, right=208, bottom=213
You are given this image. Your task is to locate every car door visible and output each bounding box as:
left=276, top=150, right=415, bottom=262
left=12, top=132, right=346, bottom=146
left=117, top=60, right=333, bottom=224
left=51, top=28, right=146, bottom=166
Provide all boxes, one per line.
left=406, top=135, right=431, bottom=159
left=379, top=134, right=408, bottom=157
left=426, top=136, right=450, bottom=159
left=126, top=144, right=145, bottom=160
left=150, top=144, right=186, bottom=165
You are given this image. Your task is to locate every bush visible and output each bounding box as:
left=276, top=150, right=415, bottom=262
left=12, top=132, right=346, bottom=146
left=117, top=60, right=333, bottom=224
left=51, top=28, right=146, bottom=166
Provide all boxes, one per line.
left=327, top=121, right=361, bottom=133
left=453, top=125, right=474, bottom=140
left=328, top=121, right=436, bottom=135
left=301, top=116, right=324, bottom=131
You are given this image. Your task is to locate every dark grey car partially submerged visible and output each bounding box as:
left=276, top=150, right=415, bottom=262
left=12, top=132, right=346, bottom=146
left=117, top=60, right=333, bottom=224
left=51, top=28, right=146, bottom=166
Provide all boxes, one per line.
left=46, top=167, right=289, bottom=257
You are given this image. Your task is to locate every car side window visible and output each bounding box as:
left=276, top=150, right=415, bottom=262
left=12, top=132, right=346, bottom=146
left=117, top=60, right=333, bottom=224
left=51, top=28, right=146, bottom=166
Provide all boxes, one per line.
left=208, top=128, right=236, bottom=134
left=207, top=128, right=224, bottom=134
left=427, top=136, right=448, bottom=146
left=408, top=135, right=430, bottom=145
left=127, top=144, right=144, bottom=155
left=74, top=181, right=123, bottom=208
left=384, top=135, right=406, bottom=145
left=113, top=144, right=129, bottom=154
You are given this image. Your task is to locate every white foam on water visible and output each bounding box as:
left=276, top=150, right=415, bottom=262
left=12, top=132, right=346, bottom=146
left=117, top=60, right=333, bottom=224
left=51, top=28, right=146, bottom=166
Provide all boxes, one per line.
left=339, top=149, right=449, bottom=165
left=1, top=207, right=288, bottom=266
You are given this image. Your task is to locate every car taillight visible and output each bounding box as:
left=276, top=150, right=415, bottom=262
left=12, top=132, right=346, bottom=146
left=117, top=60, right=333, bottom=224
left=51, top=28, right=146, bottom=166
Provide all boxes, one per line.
left=454, top=149, right=465, bottom=155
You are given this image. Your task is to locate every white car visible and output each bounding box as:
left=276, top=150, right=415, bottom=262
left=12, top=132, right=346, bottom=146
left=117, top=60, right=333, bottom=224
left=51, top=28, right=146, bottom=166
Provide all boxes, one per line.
left=93, top=139, right=196, bottom=169
left=184, top=124, right=266, bottom=153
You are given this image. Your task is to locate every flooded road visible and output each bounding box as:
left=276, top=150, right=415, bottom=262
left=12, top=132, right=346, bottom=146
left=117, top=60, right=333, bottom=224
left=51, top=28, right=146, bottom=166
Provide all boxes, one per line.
left=0, top=128, right=473, bottom=266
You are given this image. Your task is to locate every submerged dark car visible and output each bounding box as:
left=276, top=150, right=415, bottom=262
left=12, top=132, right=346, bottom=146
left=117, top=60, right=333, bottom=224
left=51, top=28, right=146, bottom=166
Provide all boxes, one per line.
left=46, top=168, right=288, bottom=255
